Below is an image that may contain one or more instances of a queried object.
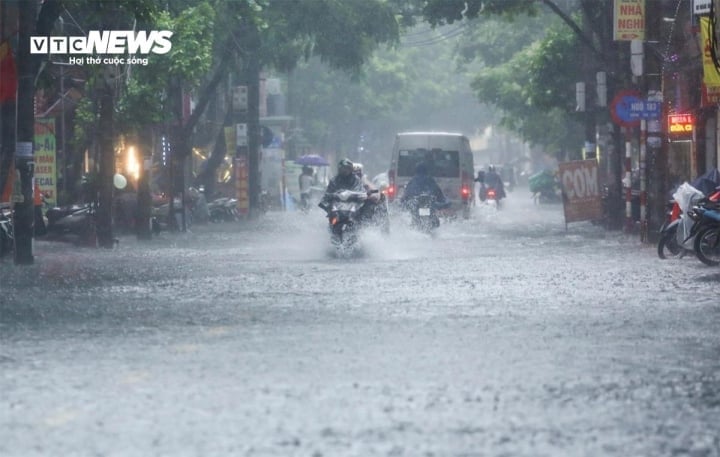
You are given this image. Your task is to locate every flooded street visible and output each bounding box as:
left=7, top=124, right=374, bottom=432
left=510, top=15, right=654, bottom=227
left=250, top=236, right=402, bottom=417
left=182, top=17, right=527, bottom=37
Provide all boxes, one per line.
left=2, top=192, right=719, bottom=456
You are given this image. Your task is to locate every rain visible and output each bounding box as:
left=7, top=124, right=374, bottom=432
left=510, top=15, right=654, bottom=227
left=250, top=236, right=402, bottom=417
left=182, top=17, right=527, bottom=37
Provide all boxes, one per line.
left=1, top=1, right=720, bottom=456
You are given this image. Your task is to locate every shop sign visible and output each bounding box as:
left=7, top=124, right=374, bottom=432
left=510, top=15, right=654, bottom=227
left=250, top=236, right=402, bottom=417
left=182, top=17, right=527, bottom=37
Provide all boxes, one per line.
left=701, top=83, right=720, bottom=107
left=668, top=114, right=694, bottom=136
left=559, top=160, right=603, bottom=224
left=614, top=0, right=645, bottom=41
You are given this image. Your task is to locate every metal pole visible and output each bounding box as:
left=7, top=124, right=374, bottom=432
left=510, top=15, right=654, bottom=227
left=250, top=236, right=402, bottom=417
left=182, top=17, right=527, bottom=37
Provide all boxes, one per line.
left=639, top=119, right=647, bottom=242
left=624, top=134, right=632, bottom=233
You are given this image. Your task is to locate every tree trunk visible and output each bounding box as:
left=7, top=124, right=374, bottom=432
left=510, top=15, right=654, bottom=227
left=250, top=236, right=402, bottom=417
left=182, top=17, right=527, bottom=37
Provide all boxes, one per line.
left=96, top=78, right=115, bottom=248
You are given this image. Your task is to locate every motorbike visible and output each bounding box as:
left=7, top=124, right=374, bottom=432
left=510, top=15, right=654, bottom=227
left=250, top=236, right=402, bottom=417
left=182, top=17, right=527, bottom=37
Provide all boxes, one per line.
left=404, top=192, right=451, bottom=235
left=0, top=204, right=13, bottom=257
left=659, top=183, right=720, bottom=262
left=657, top=199, right=688, bottom=259
left=529, top=170, right=561, bottom=204
left=687, top=200, right=720, bottom=266
left=207, top=196, right=239, bottom=223
left=485, top=186, right=502, bottom=209
left=319, top=189, right=370, bottom=253
left=45, top=202, right=96, bottom=242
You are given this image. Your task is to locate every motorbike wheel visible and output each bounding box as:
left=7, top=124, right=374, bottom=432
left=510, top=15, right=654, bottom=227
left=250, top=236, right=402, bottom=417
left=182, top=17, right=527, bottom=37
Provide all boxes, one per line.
left=657, top=225, right=682, bottom=259
left=693, top=226, right=720, bottom=266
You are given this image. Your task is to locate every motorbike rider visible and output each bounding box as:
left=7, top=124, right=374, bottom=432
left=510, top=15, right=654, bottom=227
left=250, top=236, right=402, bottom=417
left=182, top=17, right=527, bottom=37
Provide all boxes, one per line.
left=319, top=158, right=365, bottom=212
left=475, top=169, right=487, bottom=202
left=353, top=163, right=390, bottom=233
left=401, top=162, right=447, bottom=208
left=485, top=165, right=506, bottom=200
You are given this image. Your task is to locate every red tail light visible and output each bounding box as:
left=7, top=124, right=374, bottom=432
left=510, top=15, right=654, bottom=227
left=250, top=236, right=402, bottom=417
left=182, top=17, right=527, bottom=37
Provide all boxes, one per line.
left=670, top=202, right=680, bottom=221
left=461, top=186, right=470, bottom=198
left=710, top=190, right=720, bottom=202
left=330, top=216, right=338, bottom=225
left=487, top=189, right=496, bottom=198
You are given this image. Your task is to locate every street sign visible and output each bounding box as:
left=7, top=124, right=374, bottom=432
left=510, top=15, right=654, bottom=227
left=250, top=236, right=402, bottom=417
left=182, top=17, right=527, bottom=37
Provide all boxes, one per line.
left=610, top=90, right=642, bottom=127
left=627, top=99, right=661, bottom=119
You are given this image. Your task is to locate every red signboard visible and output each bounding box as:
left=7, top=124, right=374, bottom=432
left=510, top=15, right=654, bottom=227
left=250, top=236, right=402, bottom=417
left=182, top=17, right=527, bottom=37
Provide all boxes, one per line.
left=235, top=156, right=249, bottom=216
left=668, top=113, right=694, bottom=137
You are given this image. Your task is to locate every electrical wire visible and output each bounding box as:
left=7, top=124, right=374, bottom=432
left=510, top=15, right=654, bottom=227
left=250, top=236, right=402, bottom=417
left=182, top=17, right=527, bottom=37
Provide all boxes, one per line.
left=401, top=23, right=469, bottom=47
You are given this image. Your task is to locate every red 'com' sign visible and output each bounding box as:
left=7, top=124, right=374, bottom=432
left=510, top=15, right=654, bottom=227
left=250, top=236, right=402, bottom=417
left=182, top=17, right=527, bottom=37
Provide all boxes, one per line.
left=559, top=160, right=603, bottom=224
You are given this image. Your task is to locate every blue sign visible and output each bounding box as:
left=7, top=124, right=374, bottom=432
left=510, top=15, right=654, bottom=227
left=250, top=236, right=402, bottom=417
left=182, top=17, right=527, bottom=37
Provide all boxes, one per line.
left=628, top=100, right=661, bottom=120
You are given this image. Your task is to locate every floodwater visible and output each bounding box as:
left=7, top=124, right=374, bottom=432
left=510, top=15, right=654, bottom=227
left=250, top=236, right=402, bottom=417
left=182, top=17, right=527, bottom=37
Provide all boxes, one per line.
left=1, top=190, right=719, bottom=456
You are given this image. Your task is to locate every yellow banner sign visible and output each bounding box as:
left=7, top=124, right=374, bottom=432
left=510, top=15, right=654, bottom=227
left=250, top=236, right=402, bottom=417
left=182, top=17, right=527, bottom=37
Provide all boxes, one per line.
left=701, top=17, right=720, bottom=87
left=34, top=118, right=57, bottom=206
left=614, top=0, right=645, bottom=41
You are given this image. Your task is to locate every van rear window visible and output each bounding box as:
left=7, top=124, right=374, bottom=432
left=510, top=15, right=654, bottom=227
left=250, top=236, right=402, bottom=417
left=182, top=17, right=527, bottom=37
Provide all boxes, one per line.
left=398, top=149, right=459, bottom=177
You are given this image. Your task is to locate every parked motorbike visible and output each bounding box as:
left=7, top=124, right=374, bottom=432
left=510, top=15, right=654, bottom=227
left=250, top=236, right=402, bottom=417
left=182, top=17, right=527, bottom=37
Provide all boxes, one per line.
left=659, top=183, right=720, bottom=262
left=0, top=204, right=13, bottom=258
left=208, top=197, right=239, bottom=223
left=687, top=202, right=720, bottom=266
left=657, top=199, right=688, bottom=259
left=45, top=202, right=96, bottom=241
left=319, top=189, right=369, bottom=253
left=404, top=192, right=451, bottom=235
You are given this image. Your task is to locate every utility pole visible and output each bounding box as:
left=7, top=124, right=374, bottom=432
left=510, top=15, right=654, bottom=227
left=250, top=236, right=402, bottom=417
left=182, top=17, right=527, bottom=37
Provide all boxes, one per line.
left=14, top=0, right=37, bottom=264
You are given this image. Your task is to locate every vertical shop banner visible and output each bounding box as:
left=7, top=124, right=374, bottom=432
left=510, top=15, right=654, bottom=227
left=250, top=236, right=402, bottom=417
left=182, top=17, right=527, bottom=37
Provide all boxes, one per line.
left=34, top=118, right=57, bottom=207
left=700, top=17, right=720, bottom=106
left=559, top=160, right=603, bottom=224
left=614, top=0, right=645, bottom=41
left=235, top=156, right=249, bottom=216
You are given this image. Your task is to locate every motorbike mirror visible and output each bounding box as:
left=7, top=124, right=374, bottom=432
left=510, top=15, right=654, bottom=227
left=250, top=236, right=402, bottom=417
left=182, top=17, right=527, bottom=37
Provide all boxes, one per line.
left=113, top=173, right=128, bottom=190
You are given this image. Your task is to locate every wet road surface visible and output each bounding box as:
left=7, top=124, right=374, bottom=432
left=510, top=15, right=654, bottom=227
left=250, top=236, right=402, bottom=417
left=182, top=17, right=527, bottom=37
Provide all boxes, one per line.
left=2, top=192, right=719, bottom=456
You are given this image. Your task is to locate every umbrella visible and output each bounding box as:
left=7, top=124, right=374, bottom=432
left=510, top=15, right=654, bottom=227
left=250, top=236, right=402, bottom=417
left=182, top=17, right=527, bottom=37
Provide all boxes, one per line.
left=294, top=154, right=329, bottom=167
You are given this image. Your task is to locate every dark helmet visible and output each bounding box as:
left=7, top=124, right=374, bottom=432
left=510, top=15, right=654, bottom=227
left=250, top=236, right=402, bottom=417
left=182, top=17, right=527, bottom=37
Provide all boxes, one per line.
left=415, top=163, right=428, bottom=175
left=338, top=158, right=354, bottom=176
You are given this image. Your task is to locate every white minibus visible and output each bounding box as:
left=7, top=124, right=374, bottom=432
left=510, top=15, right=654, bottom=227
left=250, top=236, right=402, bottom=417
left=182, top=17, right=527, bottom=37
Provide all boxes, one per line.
left=386, top=132, right=475, bottom=218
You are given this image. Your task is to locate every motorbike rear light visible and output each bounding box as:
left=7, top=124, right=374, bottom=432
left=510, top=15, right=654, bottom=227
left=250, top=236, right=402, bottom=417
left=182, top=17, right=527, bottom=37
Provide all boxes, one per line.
left=461, top=186, right=470, bottom=198
left=670, top=202, right=680, bottom=221
left=387, top=185, right=395, bottom=199
left=710, top=190, right=720, bottom=202
left=487, top=189, right=496, bottom=198
left=330, top=216, right=338, bottom=225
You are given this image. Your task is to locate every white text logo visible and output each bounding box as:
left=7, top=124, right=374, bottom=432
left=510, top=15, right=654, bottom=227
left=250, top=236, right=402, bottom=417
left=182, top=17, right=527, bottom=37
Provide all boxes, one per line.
left=30, top=31, right=173, bottom=55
